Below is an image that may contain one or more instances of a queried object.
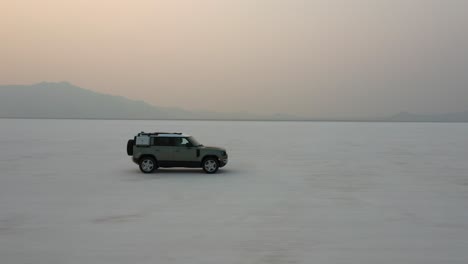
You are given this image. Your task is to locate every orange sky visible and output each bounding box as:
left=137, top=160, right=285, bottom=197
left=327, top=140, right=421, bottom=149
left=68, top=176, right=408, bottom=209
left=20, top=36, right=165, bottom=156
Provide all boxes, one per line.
left=1, top=0, right=468, bottom=118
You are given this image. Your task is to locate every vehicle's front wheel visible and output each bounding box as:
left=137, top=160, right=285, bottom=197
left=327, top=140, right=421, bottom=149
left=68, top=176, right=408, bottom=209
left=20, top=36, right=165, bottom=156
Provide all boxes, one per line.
left=139, top=157, right=157, bottom=173
left=202, top=158, right=219, bottom=174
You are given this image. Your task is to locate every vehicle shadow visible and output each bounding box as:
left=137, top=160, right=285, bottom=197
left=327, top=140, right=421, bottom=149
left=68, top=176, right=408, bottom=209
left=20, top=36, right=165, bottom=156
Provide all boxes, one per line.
left=122, top=168, right=236, bottom=181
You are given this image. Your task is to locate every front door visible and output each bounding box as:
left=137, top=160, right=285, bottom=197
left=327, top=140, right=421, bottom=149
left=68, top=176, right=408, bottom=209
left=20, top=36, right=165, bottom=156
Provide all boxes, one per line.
left=172, top=137, right=198, bottom=164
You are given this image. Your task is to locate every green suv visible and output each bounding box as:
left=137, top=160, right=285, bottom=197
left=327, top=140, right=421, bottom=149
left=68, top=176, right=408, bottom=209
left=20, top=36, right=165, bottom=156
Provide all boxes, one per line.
left=127, top=132, right=228, bottom=174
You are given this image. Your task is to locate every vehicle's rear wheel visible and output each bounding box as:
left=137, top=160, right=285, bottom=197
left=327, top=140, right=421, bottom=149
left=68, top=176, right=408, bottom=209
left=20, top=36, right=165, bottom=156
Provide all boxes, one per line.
left=202, top=158, right=219, bottom=174
left=139, top=157, right=157, bottom=173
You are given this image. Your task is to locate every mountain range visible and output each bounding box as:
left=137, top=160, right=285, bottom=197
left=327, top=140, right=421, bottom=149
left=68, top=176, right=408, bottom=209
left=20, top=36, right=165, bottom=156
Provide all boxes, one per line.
left=0, top=82, right=467, bottom=122
left=0, top=82, right=297, bottom=120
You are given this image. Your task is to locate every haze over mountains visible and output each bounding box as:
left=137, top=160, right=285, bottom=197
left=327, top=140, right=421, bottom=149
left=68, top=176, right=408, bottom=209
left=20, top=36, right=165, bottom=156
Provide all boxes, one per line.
left=0, top=82, right=467, bottom=122
left=0, top=82, right=296, bottom=120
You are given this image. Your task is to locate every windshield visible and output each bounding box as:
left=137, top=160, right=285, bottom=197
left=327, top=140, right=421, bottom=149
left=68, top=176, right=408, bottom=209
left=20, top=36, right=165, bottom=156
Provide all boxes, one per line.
left=188, top=136, right=202, bottom=146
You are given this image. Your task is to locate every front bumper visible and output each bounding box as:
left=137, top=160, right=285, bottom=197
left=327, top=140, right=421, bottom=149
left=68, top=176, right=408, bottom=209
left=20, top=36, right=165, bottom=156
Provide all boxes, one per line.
left=219, top=156, right=228, bottom=167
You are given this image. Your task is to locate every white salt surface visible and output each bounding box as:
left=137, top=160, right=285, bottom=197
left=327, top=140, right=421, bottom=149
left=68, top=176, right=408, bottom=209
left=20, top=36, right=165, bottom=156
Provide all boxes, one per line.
left=1, top=119, right=467, bottom=264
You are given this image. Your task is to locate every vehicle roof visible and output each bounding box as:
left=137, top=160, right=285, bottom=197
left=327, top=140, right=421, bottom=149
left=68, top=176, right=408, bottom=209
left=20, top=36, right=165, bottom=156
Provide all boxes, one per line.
left=137, top=132, right=191, bottom=137
left=156, top=133, right=191, bottom=137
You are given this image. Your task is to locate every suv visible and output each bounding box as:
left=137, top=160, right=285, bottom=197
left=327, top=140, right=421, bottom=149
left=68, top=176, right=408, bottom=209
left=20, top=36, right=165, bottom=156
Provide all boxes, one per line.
left=127, top=132, right=228, bottom=174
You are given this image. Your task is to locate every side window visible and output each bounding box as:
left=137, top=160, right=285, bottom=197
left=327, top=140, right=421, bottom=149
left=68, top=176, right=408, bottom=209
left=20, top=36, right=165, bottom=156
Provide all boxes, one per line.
left=173, top=137, right=192, bottom=147
left=152, top=137, right=174, bottom=146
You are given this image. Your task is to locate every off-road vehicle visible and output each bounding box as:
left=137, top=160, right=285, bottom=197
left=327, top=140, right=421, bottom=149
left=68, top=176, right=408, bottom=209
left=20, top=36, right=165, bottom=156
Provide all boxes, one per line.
left=126, top=132, right=228, bottom=174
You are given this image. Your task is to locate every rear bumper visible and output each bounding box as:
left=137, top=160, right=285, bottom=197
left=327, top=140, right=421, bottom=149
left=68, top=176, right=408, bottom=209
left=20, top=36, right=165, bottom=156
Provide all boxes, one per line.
left=132, top=156, right=139, bottom=164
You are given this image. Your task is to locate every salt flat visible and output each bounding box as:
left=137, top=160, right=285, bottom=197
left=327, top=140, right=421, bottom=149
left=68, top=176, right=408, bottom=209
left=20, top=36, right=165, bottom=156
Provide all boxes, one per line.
left=1, top=119, right=467, bottom=264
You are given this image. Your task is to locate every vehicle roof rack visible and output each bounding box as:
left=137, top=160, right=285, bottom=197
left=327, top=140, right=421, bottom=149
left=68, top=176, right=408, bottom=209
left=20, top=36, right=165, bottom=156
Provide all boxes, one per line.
left=138, top=132, right=182, bottom=136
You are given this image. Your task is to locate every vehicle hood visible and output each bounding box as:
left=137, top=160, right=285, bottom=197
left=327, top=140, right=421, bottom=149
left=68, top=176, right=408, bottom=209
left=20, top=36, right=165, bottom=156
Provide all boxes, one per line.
left=201, top=145, right=226, bottom=152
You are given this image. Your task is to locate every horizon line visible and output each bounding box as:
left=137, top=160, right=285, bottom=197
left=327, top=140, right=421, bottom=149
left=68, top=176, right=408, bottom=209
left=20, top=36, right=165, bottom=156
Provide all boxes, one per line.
left=1, top=117, right=467, bottom=123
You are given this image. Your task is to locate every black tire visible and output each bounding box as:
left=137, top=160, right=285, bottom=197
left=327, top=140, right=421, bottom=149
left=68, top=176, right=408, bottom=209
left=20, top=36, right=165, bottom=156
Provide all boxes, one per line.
left=127, top=140, right=135, bottom=156
left=139, top=156, right=157, bottom=173
left=202, top=157, right=219, bottom=174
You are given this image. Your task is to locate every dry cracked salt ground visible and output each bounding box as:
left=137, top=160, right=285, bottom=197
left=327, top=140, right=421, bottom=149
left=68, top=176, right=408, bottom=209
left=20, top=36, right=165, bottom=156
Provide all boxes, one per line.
left=1, top=119, right=468, bottom=264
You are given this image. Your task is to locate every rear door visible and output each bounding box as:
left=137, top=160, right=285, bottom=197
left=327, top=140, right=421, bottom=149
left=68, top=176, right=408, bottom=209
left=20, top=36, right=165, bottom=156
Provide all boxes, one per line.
left=150, top=137, right=174, bottom=162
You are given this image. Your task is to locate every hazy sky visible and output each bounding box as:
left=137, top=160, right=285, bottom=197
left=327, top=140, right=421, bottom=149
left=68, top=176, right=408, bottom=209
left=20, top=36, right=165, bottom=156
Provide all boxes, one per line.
left=1, top=0, right=468, bottom=118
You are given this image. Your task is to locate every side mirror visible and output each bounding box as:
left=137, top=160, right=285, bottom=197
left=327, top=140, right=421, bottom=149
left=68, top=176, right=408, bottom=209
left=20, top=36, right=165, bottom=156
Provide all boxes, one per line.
left=186, top=143, right=194, bottom=148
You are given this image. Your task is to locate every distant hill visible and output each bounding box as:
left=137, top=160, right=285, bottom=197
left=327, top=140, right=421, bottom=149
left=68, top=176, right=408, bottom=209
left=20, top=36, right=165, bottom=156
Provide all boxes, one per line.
left=0, top=82, right=180, bottom=119
left=0, top=82, right=298, bottom=120
left=387, top=111, right=468, bottom=122
left=2, top=82, right=467, bottom=122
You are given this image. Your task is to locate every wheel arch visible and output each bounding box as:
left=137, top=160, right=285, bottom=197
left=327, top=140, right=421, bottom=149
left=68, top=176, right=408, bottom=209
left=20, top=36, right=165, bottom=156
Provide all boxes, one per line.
left=201, top=154, right=219, bottom=163
left=139, top=154, right=158, bottom=163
